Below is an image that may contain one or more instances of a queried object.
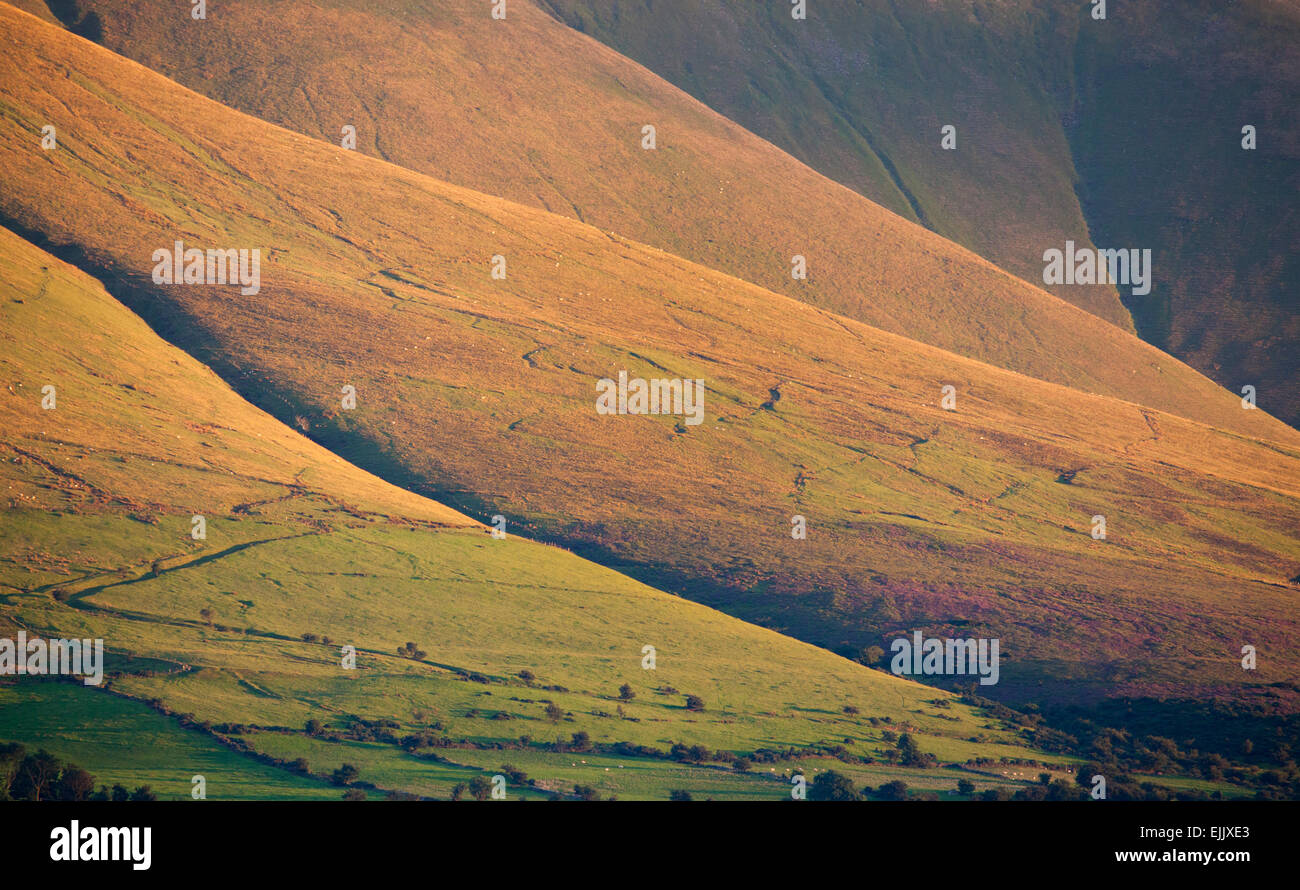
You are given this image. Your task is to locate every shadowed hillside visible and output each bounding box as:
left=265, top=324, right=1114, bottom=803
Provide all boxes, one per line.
left=0, top=1, right=1283, bottom=437
left=3, top=225, right=1052, bottom=799
left=539, top=0, right=1300, bottom=427
left=0, top=6, right=1296, bottom=713
left=34, top=0, right=1138, bottom=358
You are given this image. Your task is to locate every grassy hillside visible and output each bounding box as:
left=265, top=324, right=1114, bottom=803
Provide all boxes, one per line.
left=33, top=0, right=1139, bottom=362
left=0, top=7, right=1295, bottom=717
left=541, top=0, right=1122, bottom=323
left=0, top=226, right=1059, bottom=800
left=539, top=0, right=1300, bottom=427
left=1068, top=0, right=1300, bottom=428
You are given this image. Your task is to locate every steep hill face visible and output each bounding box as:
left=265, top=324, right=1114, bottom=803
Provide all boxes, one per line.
left=4, top=224, right=1025, bottom=798
left=27, top=0, right=1141, bottom=367
left=537, top=0, right=1300, bottom=428
left=1, top=6, right=1296, bottom=710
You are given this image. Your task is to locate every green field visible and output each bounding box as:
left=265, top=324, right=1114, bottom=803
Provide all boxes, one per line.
left=0, top=682, right=339, bottom=800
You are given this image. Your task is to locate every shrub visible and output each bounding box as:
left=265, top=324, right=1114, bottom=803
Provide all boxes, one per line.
left=876, top=780, right=909, bottom=801
left=809, top=770, right=859, bottom=801
left=467, top=775, right=492, bottom=801
left=330, top=763, right=359, bottom=787
left=397, top=641, right=426, bottom=660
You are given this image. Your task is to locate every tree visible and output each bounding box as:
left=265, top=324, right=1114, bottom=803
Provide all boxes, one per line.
left=570, top=731, right=592, bottom=753
left=0, top=742, right=25, bottom=800
left=809, top=770, right=859, bottom=801
left=342, top=788, right=367, bottom=801
left=449, top=782, right=467, bottom=801
left=669, top=790, right=692, bottom=801
left=618, top=683, right=635, bottom=701
left=572, top=784, right=600, bottom=801
left=957, top=779, right=976, bottom=796
left=896, top=733, right=926, bottom=767
left=56, top=767, right=95, bottom=801
left=331, top=763, right=359, bottom=786
left=397, top=641, right=426, bottom=660
left=876, top=780, right=909, bottom=801
left=110, top=784, right=130, bottom=802
left=305, top=718, right=324, bottom=736
left=468, top=775, right=493, bottom=801
left=544, top=702, right=564, bottom=723
left=130, top=785, right=157, bottom=802
left=13, top=750, right=61, bottom=801
left=684, top=694, right=705, bottom=711
left=734, top=758, right=752, bottom=773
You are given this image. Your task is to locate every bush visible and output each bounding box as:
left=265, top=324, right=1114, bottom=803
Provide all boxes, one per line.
left=684, top=695, right=705, bottom=711
left=669, top=790, right=692, bottom=801
left=875, top=780, right=909, bottom=801
left=331, top=763, right=359, bottom=787
left=809, top=770, right=859, bottom=801
left=468, top=775, right=492, bottom=801
left=618, top=683, right=635, bottom=701
left=957, top=779, right=976, bottom=795
left=397, top=642, right=426, bottom=660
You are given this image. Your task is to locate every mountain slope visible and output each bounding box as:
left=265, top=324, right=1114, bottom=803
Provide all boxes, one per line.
left=0, top=0, right=1287, bottom=439
left=540, top=0, right=1300, bottom=426
left=0, top=6, right=1295, bottom=712
left=2, top=225, right=1043, bottom=799
left=27, top=0, right=1140, bottom=365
